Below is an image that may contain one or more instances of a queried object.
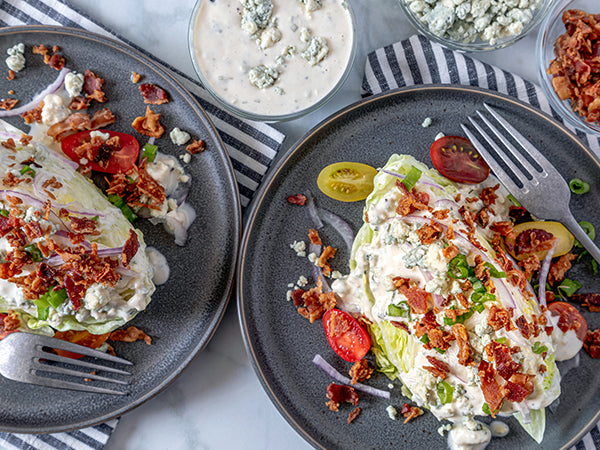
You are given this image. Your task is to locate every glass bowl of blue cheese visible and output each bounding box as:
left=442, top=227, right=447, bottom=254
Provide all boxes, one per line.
left=188, top=0, right=356, bottom=122
left=398, top=0, right=554, bottom=51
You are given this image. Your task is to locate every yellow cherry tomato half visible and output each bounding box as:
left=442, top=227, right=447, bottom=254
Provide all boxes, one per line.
left=317, top=162, right=377, bottom=202
left=506, top=221, right=574, bottom=261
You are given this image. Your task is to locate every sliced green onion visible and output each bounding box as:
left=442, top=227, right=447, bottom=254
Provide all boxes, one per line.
left=482, top=403, right=492, bottom=415
left=108, top=194, right=137, bottom=223
left=20, top=165, right=36, bottom=178
left=107, top=194, right=124, bottom=208
left=484, top=262, right=506, bottom=278
left=402, top=166, right=422, bottom=191
left=470, top=278, right=485, bottom=293
left=495, top=337, right=507, bottom=344
left=420, top=334, right=430, bottom=344
left=434, top=347, right=446, bottom=354
left=388, top=303, right=407, bottom=317
left=142, top=143, right=158, bottom=163
left=569, top=178, right=590, bottom=195
left=38, top=286, right=68, bottom=309
left=0, top=209, right=9, bottom=217
left=592, top=260, right=598, bottom=276
left=436, top=381, right=454, bottom=404
left=34, top=296, right=50, bottom=320
left=579, top=221, right=596, bottom=241
left=507, top=194, right=521, bottom=207
left=557, top=278, right=582, bottom=297
left=532, top=342, right=548, bottom=354
left=24, top=244, right=43, bottom=262
left=448, top=254, right=469, bottom=279
left=444, top=309, right=474, bottom=325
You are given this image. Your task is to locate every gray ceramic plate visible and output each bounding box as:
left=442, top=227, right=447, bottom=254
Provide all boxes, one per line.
left=238, top=85, right=600, bottom=449
left=0, top=26, right=240, bottom=432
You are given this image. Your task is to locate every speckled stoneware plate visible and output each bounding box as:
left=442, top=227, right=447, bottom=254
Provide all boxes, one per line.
left=238, top=85, right=600, bottom=449
left=0, top=26, right=240, bottom=432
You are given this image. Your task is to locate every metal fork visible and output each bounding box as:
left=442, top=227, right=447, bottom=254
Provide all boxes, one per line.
left=461, top=104, right=600, bottom=263
left=0, top=332, right=132, bottom=395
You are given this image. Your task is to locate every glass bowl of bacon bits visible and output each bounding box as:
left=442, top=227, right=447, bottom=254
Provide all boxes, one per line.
left=537, top=0, right=600, bottom=135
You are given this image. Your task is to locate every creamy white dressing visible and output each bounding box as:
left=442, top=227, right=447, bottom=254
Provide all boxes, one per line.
left=551, top=323, right=583, bottom=361
left=191, top=0, right=354, bottom=117
left=447, top=420, right=491, bottom=450
left=146, top=246, right=170, bottom=285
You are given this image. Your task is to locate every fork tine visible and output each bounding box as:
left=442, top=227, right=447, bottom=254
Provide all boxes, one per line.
left=33, top=350, right=131, bottom=375
left=32, top=360, right=128, bottom=384
left=24, top=372, right=126, bottom=395
left=460, top=123, right=522, bottom=194
left=483, top=104, right=554, bottom=176
left=31, top=334, right=132, bottom=365
left=475, top=111, right=542, bottom=182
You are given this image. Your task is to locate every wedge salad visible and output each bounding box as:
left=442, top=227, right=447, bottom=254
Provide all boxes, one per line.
left=292, top=145, right=594, bottom=448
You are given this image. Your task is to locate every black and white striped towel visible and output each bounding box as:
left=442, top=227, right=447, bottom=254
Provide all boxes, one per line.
left=362, top=34, right=600, bottom=450
left=0, top=0, right=285, bottom=208
left=0, top=0, right=285, bottom=449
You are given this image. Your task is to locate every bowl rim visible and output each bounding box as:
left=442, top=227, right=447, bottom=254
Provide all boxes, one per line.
left=186, top=0, right=357, bottom=123
left=397, top=0, right=555, bottom=52
left=535, top=0, right=600, bottom=136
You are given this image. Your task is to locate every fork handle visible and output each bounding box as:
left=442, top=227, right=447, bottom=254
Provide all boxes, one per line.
left=562, top=213, right=600, bottom=264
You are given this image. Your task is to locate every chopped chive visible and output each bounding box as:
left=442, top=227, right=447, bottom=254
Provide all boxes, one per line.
left=569, top=178, right=590, bottom=195
left=532, top=342, right=548, bottom=354
left=436, top=381, right=454, bottom=404
left=20, top=165, right=36, bottom=178
left=402, top=166, right=422, bottom=191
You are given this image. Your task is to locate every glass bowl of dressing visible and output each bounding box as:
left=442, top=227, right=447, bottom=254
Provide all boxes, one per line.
left=188, top=0, right=357, bottom=122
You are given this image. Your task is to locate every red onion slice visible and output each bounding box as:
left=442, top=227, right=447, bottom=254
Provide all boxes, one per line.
left=318, top=208, right=354, bottom=256
left=312, top=354, right=390, bottom=399
left=305, top=193, right=323, bottom=229
left=0, top=131, right=22, bottom=141
left=0, top=68, right=70, bottom=118
left=538, top=240, right=558, bottom=307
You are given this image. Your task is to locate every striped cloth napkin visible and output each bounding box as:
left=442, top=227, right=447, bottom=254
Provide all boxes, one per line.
left=362, top=33, right=600, bottom=450
left=0, top=0, right=285, bottom=449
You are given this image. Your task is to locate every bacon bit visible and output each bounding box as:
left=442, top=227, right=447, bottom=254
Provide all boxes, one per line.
left=451, top=323, right=472, bottom=366
left=2, top=172, right=26, bottom=187
left=287, top=194, right=307, bottom=205
left=454, top=292, right=469, bottom=309
left=347, top=407, right=361, bottom=424
left=504, top=373, right=534, bottom=403
left=91, top=108, right=116, bottom=129
left=427, top=328, right=454, bottom=352
left=69, top=95, right=90, bottom=110
left=416, top=222, right=443, bottom=245
left=308, top=228, right=322, bottom=246
left=186, top=139, right=206, bottom=154
left=121, top=230, right=140, bottom=268
left=132, top=106, right=165, bottom=138
left=0, top=98, right=18, bottom=111
left=519, top=254, right=540, bottom=279
left=47, top=112, right=93, bottom=141
left=48, top=53, right=66, bottom=70
left=584, top=329, right=600, bottom=358
left=1, top=138, right=16, bottom=152
left=19, top=134, right=33, bottom=146
left=83, top=70, right=107, bottom=102
left=486, top=341, right=521, bottom=381
left=478, top=360, right=505, bottom=417
left=432, top=208, right=449, bottom=220
left=515, top=315, right=538, bottom=339
left=131, top=72, right=142, bottom=83
left=69, top=216, right=98, bottom=235
left=391, top=321, right=410, bottom=333
left=443, top=243, right=459, bottom=260
left=349, top=359, right=373, bottom=384
left=459, top=206, right=477, bottom=232
left=139, top=83, right=169, bottom=105
left=110, top=326, right=152, bottom=345
left=32, top=44, right=49, bottom=56
left=515, top=229, right=556, bottom=257
left=548, top=253, right=577, bottom=285
left=21, top=102, right=44, bottom=124
left=317, top=245, right=336, bottom=276
left=41, top=176, right=63, bottom=190
left=487, top=304, right=513, bottom=331
left=413, top=310, right=439, bottom=338
left=489, top=220, right=513, bottom=236
left=572, top=293, right=600, bottom=312
left=2, top=311, right=20, bottom=331
left=326, top=383, right=359, bottom=411
left=401, top=403, right=423, bottom=423
left=480, top=185, right=499, bottom=206
left=296, top=283, right=336, bottom=323
left=6, top=70, right=15, bottom=81
left=423, top=355, right=450, bottom=378
left=400, top=285, right=430, bottom=315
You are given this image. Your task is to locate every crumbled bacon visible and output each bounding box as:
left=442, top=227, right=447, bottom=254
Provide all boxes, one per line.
left=572, top=293, right=600, bottom=312
left=91, top=108, right=116, bottom=129
left=347, top=407, right=361, bottom=424
left=69, top=95, right=90, bottom=110
left=486, top=341, right=521, bottom=381
left=308, top=228, right=322, bottom=246
left=349, top=359, right=373, bottom=384
left=47, top=53, right=65, bottom=70
left=394, top=179, right=430, bottom=217
left=515, top=315, right=538, bottom=339
left=2, top=311, right=20, bottom=332
left=186, top=139, right=206, bottom=154
left=504, top=373, right=534, bottom=403
left=287, top=194, right=307, bottom=205
left=131, top=72, right=142, bottom=83
left=451, top=323, right=472, bottom=366
left=519, top=254, right=541, bottom=279
left=432, top=209, right=449, bottom=220
left=479, top=184, right=499, bottom=206
left=487, top=304, right=512, bottom=331
left=83, top=70, right=107, bottom=102
left=47, top=112, right=92, bottom=141
left=326, top=383, right=359, bottom=411
left=584, top=329, right=600, bottom=358
left=121, top=229, right=140, bottom=268
left=139, top=83, right=169, bottom=105
left=416, top=222, right=443, bottom=245
left=478, top=360, right=505, bottom=417
left=131, top=106, right=165, bottom=138
left=548, top=253, right=577, bottom=285
left=400, top=284, right=430, bottom=315
left=423, top=355, right=450, bottom=378
left=295, top=282, right=336, bottom=323
left=0, top=98, right=18, bottom=110
left=6, top=70, right=15, bottom=81
left=110, top=326, right=152, bottom=345
left=400, top=403, right=423, bottom=423
left=21, top=102, right=43, bottom=124
left=317, top=245, right=336, bottom=276
left=489, top=220, right=513, bottom=236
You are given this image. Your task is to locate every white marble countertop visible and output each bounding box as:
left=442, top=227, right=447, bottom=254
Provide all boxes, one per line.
left=64, top=0, right=543, bottom=448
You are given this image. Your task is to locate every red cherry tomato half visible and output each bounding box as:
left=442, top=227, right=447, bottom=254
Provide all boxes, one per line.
left=548, top=301, right=588, bottom=341
left=61, top=130, right=139, bottom=174
left=430, top=136, right=490, bottom=184
left=322, top=308, right=371, bottom=362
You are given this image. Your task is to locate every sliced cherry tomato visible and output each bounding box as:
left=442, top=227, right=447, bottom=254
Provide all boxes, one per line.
left=430, top=136, right=490, bottom=184
left=317, top=162, right=377, bottom=202
left=53, top=330, right=111, bottom=359
left=322, top=308, right=371, bottom=362
left=548, top=301, right=587, bottom=341
left=61, top=130, right=139, bottom=174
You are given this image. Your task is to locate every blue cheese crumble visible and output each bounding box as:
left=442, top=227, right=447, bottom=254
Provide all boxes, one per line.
left=404, top=0, right=542, bottom=45
left=300, top=30, right=329, bottom=66
left=298, top=0, right=322, bottom=12
left=248, top=64, right=279, bottom=88
left=6, top=43, right=25, bottom=72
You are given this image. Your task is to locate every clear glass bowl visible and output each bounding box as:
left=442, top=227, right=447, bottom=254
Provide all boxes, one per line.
left=397, top=0, right=554, bottom=52
left=536, top=0, right=600, bottom=135
left=187, top=0, right=357, bottom=122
